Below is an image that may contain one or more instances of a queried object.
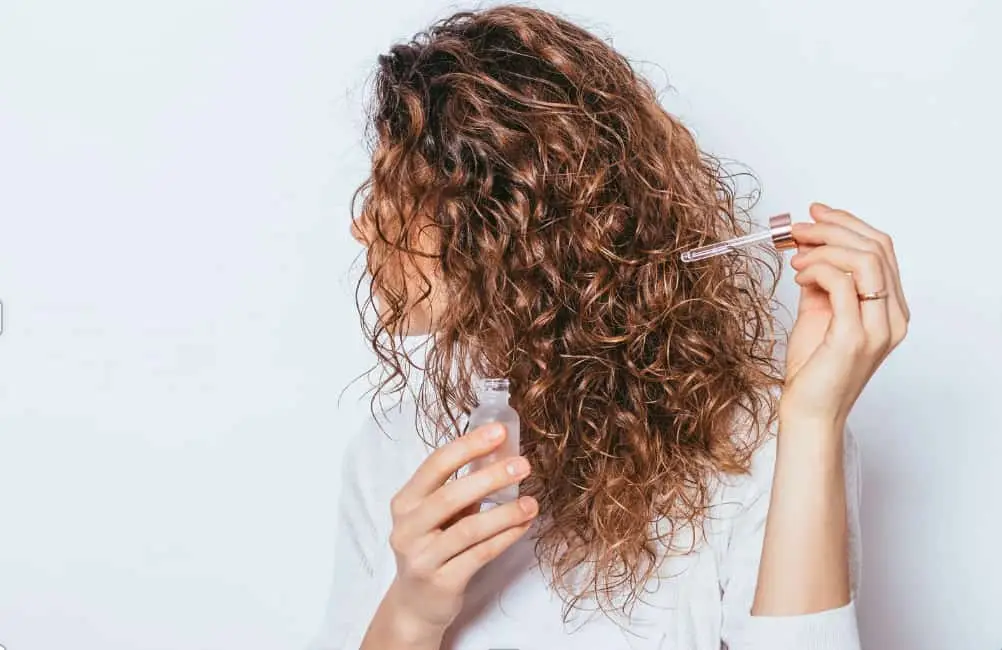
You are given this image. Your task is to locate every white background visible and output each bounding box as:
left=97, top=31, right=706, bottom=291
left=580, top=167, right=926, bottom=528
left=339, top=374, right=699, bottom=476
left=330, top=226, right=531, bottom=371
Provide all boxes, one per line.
left=1, top=1, right=999, bottom=649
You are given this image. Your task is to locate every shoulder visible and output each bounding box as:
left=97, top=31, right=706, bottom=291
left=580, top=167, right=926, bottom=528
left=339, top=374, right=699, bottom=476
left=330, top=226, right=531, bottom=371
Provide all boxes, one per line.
left=340, top=398, right=437, bottom=506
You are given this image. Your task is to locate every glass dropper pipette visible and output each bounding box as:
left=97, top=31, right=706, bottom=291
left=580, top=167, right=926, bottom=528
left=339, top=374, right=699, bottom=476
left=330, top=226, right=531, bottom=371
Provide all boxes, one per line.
left=679, top=213, right=796, bottom=263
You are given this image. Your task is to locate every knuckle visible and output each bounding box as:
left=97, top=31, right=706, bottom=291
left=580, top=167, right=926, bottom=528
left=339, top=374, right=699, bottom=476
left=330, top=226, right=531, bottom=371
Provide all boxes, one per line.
left=454, top=518, right=482, bottom=545
left=438, top=488, right=465, bottom=513
left=463, top=426, right=492, bottom=447
left=443, top=437, right=478, bottom=467
left=862, top=250, right=882, bottom=271
left=389, top=494, right=408, bottom=519
left=436, top=435, right=467, bottom=458
left=430, top=571, right=465, bottom=595
left=406, top=554, right=436, bottom=580
left=388, top=530, right=407, bottom=554
left=471, top=542, right=496, bottom=565
left=862, top=239, right=883, bottom=256
left=425, top=448, right=451, bottom=474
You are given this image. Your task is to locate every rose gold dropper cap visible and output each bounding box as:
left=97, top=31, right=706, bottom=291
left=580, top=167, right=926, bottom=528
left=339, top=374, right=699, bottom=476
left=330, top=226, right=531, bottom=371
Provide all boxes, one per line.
left=769, top=213, right=796, bottom=251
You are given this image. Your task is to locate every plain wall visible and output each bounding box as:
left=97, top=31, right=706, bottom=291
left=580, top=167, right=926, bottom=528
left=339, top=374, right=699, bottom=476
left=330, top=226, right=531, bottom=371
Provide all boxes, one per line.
left=1, top=1, right=999, bottom=648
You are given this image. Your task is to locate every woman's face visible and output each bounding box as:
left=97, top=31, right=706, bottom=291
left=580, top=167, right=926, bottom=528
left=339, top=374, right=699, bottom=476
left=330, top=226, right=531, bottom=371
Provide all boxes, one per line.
left=351, top=206, right=442, bottom=337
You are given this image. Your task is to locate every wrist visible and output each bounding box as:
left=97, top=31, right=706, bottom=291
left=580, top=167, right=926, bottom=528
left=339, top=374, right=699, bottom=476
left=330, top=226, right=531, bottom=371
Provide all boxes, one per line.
left=777, top=402, right=845, bottom=435
left=776, top=414, right=845, bottom=457
left=379, top=582, right=447, bottom=648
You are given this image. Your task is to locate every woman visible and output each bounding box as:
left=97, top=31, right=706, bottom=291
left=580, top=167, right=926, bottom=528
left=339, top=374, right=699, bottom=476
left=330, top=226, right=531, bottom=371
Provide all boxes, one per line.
left=312, top=6, right=909, bottom=650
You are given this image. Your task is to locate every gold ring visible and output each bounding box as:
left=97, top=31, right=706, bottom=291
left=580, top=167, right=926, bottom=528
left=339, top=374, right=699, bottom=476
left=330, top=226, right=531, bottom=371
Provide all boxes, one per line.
left=858, top=290, right=888, bottom=301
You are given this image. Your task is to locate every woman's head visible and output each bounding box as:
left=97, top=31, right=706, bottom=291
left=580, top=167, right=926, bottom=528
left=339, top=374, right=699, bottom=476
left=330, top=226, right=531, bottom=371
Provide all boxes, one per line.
left=353, top=5, right=783, bottom=613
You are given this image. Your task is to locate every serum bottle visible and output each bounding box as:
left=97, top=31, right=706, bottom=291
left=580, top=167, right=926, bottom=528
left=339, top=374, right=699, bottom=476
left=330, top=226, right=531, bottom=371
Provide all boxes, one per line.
left=467, top=378, right=521, bottom=505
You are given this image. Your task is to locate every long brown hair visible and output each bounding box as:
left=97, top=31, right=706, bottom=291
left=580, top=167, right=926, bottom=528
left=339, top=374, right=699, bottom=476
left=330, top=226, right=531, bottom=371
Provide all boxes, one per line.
left=353, top=5, right=784, bottom=616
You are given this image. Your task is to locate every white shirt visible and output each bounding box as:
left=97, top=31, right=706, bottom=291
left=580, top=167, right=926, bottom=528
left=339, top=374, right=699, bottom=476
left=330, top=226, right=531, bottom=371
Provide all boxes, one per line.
left=310, top=398, right=863, bottom=650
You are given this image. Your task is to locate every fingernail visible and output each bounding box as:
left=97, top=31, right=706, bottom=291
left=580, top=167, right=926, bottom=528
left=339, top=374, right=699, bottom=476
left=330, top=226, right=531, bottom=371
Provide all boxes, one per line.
left=518, top=496, right=537, bottom=515
left=484, top=424, right=505, bottom=441
left=506, top=457, right=529, bottom=476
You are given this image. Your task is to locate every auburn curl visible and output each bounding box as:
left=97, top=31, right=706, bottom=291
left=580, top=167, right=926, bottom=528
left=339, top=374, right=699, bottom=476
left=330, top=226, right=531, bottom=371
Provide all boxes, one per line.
left=352, top=5, right=785, bottom=617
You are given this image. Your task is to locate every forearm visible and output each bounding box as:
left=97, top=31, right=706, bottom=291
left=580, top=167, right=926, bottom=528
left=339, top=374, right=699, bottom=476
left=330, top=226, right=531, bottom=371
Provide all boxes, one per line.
left=360, top=583, right=444, bottom=650
left=751, top=417, right=851, bottom=615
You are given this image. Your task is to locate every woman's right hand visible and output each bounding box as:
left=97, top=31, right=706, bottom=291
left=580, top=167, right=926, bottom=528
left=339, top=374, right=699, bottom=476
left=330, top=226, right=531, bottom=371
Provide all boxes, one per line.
left=365, top=422, right=538, bottom=647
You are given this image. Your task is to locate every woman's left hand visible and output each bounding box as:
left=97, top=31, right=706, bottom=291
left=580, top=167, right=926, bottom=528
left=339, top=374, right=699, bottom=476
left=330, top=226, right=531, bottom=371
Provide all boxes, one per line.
left=780, top=203, right=910, bottom=427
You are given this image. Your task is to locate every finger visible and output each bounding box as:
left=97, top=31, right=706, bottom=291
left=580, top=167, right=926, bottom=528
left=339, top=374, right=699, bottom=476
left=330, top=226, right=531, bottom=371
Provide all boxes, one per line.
left=392, top=423, right=508, bottom=515
left=809, top=203, right=898, bottom=275
left=403, top=456, right=531, bottom=536
left=809, top=203, right=910, bottom=322
left=793, top=262, right=864, bottom=345
left=792, top=220, right=908, bottom=340
left=427, top=496, right=538, bottom=566
left=792, top=220, right=874, bottom=252
left=792, top=246, right=890, bottom=352
left=439, top=519, right=534, bottom=587
left=441, top=502, right=481, bottom=530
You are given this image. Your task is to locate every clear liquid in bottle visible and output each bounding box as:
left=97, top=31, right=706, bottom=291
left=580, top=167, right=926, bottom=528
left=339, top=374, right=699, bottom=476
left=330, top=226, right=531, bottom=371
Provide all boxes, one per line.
left=466, top=378, right=521, bottom=505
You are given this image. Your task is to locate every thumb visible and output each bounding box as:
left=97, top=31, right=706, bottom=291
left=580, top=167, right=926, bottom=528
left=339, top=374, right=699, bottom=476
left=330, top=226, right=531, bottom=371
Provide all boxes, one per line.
left=795, top=271, right=831, bottom=314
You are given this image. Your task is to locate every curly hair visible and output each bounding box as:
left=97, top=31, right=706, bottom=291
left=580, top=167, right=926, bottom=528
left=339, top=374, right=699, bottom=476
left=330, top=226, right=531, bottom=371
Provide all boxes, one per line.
left=352, top=4, right=785, bottom=617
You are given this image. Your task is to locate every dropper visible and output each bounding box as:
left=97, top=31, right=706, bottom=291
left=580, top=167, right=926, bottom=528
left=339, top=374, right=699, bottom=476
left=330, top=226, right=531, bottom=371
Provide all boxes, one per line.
left=679, top=213, right=797, bottom=263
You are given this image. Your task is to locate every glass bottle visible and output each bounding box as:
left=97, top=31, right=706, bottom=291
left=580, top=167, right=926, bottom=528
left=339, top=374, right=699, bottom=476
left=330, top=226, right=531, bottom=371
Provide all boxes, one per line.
left=466, top=378, right=521, bottom=505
